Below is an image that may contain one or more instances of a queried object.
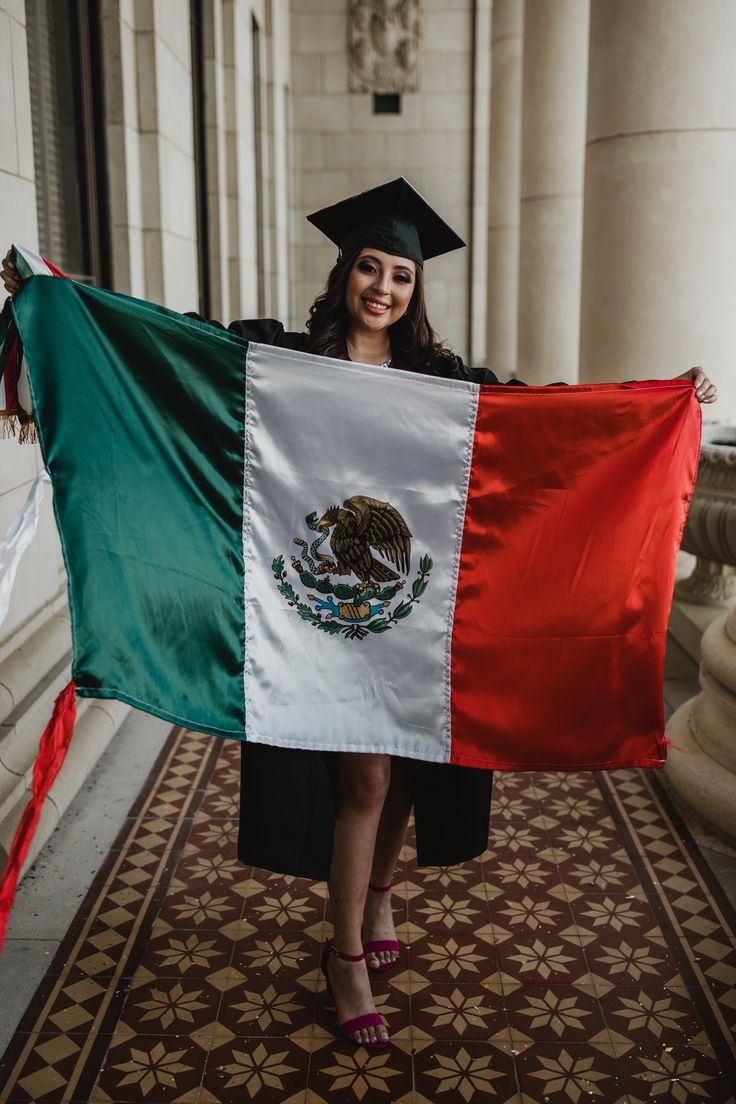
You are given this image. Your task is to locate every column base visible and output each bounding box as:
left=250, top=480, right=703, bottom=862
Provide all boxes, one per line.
left=664, top=698, right=736, bottom=842
left=668, top=598, right=723, bottom=666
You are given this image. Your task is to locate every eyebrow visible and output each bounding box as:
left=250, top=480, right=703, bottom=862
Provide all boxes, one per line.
left=360, top=254, right=415, bottom=275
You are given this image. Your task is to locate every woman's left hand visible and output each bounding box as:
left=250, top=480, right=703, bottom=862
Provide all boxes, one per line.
left=676, top=366, right=718, bottom=403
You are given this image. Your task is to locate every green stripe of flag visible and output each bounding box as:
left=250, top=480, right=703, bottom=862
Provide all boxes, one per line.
left=14, top=276, right=247, bottom=736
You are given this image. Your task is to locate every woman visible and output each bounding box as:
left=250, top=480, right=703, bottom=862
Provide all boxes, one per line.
left=1, top=178, right=718, bottom=1052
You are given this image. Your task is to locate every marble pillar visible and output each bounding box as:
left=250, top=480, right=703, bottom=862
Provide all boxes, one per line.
left=579, top=0, right=736, bottom=421
left=486, top=0, right=524, bottom=379
left=516, top=0, right=589, bottom=385
left=666, top=603, right=736, bottom=839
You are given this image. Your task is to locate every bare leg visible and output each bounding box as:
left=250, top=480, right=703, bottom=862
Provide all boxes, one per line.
left=327, top=752, right=391, bottom=1046
left=363, top=757, right=413, bottom=968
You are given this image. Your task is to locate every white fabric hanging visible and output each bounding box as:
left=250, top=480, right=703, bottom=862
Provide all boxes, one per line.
left=0, top=468, right=51, bottom=631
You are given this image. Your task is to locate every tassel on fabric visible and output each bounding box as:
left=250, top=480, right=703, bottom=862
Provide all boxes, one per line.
left=0, top=416, right=18, bottom=440
left=17, top=417, right=38, bottom=445
left=0, top=679, right=77, bottom=953
left=0, top=314, right=35, bottom=442
left=1, top=244, right=68, bottom=443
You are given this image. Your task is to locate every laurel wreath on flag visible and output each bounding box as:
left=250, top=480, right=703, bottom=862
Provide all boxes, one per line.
left=270, top=553, right=433, bottom=641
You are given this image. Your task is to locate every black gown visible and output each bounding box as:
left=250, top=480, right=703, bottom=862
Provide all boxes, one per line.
left=185, top=312, right=532, bottom=881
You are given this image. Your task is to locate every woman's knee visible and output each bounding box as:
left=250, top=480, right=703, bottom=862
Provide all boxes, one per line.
left=339, top=753, right=391, bottom=810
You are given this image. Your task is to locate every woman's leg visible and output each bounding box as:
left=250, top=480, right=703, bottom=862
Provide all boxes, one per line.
left=327, top=752, right=391, bottom=1045
left=363, top=757, right=413, bottom=968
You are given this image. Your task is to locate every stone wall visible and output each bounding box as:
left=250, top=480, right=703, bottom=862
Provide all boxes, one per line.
left=0, top=1, right=116, bottom=880
left=0, top=0, right=64, bottom=655
left=288, top=0, right=486, bottom=364
left=0, top=0, right=293, bottom=881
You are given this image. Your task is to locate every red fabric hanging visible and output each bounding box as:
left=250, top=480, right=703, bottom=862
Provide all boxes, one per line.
left=0, top=678, right=77, bottom=953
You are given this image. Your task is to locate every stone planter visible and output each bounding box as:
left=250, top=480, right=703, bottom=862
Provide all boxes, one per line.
left=675, top=425, right=736, bottom=606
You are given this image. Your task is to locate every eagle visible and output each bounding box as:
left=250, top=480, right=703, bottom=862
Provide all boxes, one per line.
left=314, top=495, right=412, bottom=583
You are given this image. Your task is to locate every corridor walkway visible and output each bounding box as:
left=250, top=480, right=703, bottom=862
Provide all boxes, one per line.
left=1, top=718, right=735, bottom=1102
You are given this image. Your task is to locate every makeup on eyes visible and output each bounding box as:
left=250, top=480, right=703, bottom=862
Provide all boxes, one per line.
left=357, top=260, right=412, bottom=283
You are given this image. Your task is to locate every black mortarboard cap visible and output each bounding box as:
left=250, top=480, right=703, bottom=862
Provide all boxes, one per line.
left=306, top=177, right=466, bottom=267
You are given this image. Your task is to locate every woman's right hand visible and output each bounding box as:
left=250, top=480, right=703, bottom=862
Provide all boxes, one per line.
left=2, top=249, right=20, bottom=296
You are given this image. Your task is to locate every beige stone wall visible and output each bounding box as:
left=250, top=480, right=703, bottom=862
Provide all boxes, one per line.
left=288, top=0, right=482, bottom=362
left=0, top=0, right=65, bottom=654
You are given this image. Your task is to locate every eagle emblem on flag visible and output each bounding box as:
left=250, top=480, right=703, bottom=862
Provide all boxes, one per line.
left=271, top=496, right=433, bottom=641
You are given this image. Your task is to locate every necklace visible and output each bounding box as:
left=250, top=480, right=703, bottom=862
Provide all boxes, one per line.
left=346, top=342, right=392, bottom=369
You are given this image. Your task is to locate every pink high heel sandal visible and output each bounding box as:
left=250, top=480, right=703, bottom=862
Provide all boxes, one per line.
left=320, top=938, right=390, bottom=1049
left=362, top=880, right=401, bottom=972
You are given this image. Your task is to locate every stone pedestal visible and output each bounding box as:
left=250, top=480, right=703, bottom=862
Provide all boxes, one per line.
left=665, top=605, right=736, bottom=840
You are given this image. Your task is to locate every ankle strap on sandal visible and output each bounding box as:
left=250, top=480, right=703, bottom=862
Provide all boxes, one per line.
left=325, top=937, right=365, bottom=962
left=368, top=880, right=393, bottom=893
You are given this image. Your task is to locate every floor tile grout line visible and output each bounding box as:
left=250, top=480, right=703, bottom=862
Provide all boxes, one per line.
left=112, top=733, right=231, bottom=1104
left=1, top=729, right=183, bottom=1039
left=632, top=766, right=736, bottom=967
left=6, top=762, right=736, bottom=1099
left=0, top=722, right=181, bottom=1095
left=597, top=767, right=736, bottom=1085
left=646, top=768, right=736, bottom=932
left=73, top=731, right=225, bottom=1103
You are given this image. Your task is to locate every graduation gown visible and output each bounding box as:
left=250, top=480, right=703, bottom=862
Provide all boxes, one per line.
left=185, top=312, right=528, bottom=880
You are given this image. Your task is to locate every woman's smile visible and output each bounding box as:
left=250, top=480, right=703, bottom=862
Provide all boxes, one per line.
left=362, top=297, right=390, bottom=315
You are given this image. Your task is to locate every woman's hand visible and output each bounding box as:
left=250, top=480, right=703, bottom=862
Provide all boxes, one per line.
left=676, top=366, right=717, bottom=403
left=2, top=249, right=20, bottom=296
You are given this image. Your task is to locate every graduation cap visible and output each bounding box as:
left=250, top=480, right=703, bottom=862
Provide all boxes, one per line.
left=306, top=177, right=466, bottom=267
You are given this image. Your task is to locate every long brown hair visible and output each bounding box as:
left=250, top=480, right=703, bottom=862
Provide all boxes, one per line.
left=304, top=245, right=459, bottom=375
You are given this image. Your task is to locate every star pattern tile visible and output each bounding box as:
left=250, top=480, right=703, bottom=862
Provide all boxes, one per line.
left=1, top=732, right=736, bottom=1102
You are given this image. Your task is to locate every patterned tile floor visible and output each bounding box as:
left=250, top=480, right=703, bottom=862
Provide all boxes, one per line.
left=1, top=727, right=736, bottom=1103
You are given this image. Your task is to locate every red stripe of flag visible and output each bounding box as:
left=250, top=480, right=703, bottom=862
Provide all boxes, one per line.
left=449, top=380, right=701, bottom=770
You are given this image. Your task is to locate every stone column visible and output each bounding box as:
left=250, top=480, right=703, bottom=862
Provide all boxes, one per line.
left=516, top=0, right=589, bottom=385
left=579, top=0, right=736, bottom=419
left=469, top=0, right=492, bottom=366
left=486, top=0, right=524, bottom=379
left=666, top=428, right=736, bottom=839
left=666, top=604, right=736, bottom=840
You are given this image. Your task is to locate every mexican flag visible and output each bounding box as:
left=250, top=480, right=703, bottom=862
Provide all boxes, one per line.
left=1, top=254, right=701, bottom=772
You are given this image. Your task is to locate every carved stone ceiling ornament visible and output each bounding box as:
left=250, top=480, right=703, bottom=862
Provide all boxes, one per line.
left=348, top=0, right=422, bottom=94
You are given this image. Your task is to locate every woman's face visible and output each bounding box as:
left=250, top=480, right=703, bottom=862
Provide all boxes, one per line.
left=344, top=246, right=416, bottom=332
